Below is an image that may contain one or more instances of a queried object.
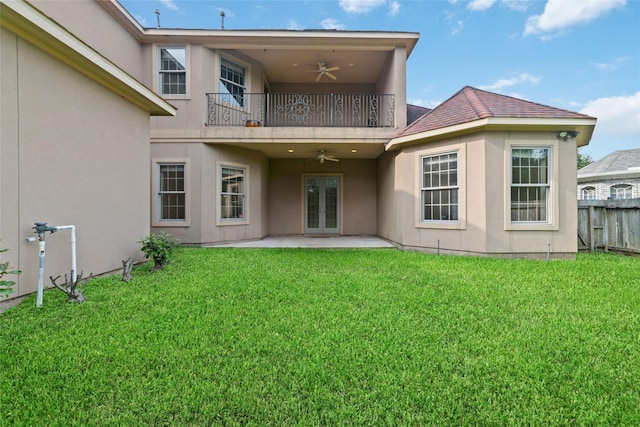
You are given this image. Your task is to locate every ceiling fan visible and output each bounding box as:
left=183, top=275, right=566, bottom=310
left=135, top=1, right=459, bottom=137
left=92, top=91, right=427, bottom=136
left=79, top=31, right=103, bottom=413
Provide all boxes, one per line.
left=312, top=150, right=339, bottom=164
left=307, top=62, right=339, bottom=81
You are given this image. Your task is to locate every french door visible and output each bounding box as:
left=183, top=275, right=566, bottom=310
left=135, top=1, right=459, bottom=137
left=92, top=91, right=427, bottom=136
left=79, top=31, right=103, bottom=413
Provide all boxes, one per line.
left=304, top=176, right=340, bottom=234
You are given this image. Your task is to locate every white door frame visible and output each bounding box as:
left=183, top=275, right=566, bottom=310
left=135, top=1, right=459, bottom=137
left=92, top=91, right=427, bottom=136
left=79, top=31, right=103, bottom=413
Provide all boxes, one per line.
left=302, top=174, right=343, bottom=235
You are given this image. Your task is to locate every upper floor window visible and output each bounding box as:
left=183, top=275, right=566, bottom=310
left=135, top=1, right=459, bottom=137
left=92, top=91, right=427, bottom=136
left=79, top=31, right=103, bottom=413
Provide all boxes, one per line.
left=159, top=47, right=186, bottom=95
left=581, top=186, right=596, bottom=200
left=219, top=58, right=246, bottom=107
left=158, top=163, right=186, bottom=221
left=510, top=147, right=550, bottom=222
left=610, top=184, right=632, bottom=200
left=421, top=152, right=459, bottom=222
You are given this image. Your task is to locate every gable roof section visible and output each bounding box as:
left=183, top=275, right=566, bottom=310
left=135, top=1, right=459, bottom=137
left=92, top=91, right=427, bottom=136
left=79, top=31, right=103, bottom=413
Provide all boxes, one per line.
left=0, top=0, right=175, bottom=116
left=388, top=86, right=597, bottom=150
left=578, top=148, right=640, bottom=178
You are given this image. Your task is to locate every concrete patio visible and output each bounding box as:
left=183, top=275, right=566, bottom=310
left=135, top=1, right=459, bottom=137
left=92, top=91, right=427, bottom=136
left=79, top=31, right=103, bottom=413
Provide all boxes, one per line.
left=207, top=235, right=397, bottom=249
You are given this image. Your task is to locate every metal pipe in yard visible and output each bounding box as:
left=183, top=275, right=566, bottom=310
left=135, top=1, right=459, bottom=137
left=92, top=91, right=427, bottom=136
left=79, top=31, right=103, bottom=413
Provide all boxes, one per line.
left=36, top=239, right=46, bottom=307
left=27, top=223, right=77, bottom=308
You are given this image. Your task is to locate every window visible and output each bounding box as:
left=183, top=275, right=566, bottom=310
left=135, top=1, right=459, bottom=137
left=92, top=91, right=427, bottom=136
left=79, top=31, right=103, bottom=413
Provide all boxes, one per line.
left=159, top=47, right=186, bottom=95
left=581, top=187, right=596, bottom=200
left=219, top=58, right=246, bottom=107
left=510, top=147, right=550, bottom=222
left=421, top=152, right=459, bottom=222
left=610, top=184, right=632, bottom=200
left=158, top=163, right=186, bottom=221
left=220, top=165, right=246, bottom=221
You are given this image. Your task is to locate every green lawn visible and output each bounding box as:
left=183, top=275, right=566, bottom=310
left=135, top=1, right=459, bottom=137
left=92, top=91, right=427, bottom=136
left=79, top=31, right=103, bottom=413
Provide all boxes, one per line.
left=1, top=248, right=639, bottom=425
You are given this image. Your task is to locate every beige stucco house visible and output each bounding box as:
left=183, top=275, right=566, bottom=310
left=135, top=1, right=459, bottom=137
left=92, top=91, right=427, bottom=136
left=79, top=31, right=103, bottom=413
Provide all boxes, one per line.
left=2, top=0, right=597, bottom=301
left=1, top=0, right=175, bottom=300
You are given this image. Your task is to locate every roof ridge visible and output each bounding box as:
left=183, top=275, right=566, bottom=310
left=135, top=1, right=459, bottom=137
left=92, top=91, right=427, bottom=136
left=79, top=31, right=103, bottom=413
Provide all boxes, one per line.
left=461, top=86, right=492, bottom=119
left=468, top=85, right=595, bottom=118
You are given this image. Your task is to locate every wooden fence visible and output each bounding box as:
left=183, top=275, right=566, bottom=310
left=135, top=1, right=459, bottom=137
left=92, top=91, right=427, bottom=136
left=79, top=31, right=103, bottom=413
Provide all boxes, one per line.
left=578, top=199, right=640, bottom=254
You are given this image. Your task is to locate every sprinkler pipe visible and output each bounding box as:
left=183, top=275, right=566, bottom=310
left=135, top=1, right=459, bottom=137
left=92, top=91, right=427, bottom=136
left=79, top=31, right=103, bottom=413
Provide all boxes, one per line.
left=27, top=222, right=77, bottom=308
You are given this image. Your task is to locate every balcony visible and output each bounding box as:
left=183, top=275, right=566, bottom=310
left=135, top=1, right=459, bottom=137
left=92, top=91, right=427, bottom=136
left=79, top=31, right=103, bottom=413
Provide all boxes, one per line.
left=206, top=93, right=395, bottom=128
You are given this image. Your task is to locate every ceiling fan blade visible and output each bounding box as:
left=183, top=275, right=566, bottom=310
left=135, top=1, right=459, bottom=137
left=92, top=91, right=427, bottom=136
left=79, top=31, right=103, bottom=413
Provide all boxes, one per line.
left=315, top=73, right=322, bottom=82
left=326, top=72, right=337, bottom=80
left=325, top=157, right=339, bottom=162
left=326, top=66, right=340, bottom=72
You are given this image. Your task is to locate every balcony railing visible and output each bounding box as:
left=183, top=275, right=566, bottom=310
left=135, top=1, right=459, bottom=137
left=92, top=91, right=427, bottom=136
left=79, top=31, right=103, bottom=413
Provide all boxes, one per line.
left=206, top=93, right=395, bottom=128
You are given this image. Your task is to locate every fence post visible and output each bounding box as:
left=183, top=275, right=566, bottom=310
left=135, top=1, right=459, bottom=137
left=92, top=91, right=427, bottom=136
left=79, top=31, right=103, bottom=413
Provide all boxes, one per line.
left=588, top=205, right=595, bottom=252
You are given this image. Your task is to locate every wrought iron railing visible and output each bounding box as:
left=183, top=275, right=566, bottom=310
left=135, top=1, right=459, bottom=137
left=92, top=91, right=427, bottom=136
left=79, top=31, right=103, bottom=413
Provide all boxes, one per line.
left=206, top=93, right=395, bottom=128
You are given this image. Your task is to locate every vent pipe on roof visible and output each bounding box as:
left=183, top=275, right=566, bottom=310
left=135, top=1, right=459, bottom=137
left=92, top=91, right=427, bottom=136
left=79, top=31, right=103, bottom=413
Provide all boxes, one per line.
left=155, top=9, right=160, bottom=28
left=220, top=10, right=225, bottom=30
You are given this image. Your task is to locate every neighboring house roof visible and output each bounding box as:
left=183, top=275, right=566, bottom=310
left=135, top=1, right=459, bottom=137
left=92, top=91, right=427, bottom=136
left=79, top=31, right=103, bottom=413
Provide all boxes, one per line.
left=578, top=148, right=640, bottom=176
left=407, top=104, right=431, bottom=125
left=388, top=86, right=597, bottom=151
left=0, top=0, right=175, bottom=116
left=578, top=148, right=640, bottom=183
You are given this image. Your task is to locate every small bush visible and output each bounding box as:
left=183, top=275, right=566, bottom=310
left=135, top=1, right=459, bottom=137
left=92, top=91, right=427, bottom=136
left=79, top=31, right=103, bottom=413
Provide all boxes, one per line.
left=139, top=232, right=176, bottom=272
left=0, top=247, right=21, bottom=297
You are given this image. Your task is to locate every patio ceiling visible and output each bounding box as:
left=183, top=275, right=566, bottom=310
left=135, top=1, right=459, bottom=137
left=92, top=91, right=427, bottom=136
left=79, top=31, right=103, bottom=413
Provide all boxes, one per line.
left=233, top=48, right=389, bottom=84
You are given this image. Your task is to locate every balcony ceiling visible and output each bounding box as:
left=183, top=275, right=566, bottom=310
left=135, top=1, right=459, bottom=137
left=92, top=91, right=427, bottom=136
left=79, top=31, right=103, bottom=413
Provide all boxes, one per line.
left=235, top=48, right=389, bottom=84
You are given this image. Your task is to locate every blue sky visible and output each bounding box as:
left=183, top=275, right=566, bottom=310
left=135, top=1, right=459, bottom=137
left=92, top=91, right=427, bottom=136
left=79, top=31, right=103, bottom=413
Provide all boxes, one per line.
left=121, top=0, right=640, bottom=161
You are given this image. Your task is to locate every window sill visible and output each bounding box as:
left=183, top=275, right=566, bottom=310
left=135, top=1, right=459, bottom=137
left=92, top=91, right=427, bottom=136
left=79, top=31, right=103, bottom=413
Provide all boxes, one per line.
left=160, top=94, right=190, bottom=101
left=216, top=220, right=249, bottom=227
left=416, top=221, right=465, bottom=230
left=152, top=220, right=190, bottom=227
left=505, top=222, right=558, bottom=231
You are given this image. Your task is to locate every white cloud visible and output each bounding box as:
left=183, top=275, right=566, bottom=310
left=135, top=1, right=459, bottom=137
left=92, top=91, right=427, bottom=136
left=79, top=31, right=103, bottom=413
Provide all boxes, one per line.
left=501, top=0, right=531, bottom=12
left=581, top=92, right=640, bottom=136
left=159, top=0, right=179, bottom=11
left=388, top=1, right=401, bottom=16
left=478, top=73, right=541, bottom=91
left=450, top=20, right=464, bottom=35
left=339, top=0, right=386, bottom=14
left=320, top=18, right=346, bottom=30
left=590, top=57, right=628, bottom=71
left=408, top=98, right=440, bottom=109
left=288, top=19, right=304, bottom=30
left=468, top=0, right=497, bottom=11
left=524, top=0, right=626, bottom=38
left=135, top=15, right=148, bottom=27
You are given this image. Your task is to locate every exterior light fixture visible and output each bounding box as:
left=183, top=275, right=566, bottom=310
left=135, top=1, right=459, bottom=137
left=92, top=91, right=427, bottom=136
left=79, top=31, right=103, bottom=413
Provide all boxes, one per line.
left=557, top=131, right=579, bottom=141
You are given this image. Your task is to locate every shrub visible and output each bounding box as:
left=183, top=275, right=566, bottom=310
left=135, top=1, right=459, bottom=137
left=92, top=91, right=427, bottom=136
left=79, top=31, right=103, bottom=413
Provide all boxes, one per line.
left=0, top=247, right=21, bottom=297
left=139, top=233, right=176, bottom=272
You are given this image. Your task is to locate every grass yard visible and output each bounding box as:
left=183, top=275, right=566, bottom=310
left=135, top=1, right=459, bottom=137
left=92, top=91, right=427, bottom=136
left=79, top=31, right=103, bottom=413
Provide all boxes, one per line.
left=1, top=248, right=639, bottom=425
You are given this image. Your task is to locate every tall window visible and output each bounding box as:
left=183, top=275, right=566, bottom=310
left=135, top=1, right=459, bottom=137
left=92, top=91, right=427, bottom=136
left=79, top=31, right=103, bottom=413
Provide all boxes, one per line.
left=581, top=187, right=596, bottom=200
left=220, top=166, right=246, bottom=220
left=219, top=58, right=246, bottom=107
left=159, top=47, right=186, bottom=95
left=158, top=164, right=186, bottom=221
left=510, top=147, right=550, bottom=222
left=610, top=184, right=632, bottom=200
left=421, top=152, right=459, bottom=221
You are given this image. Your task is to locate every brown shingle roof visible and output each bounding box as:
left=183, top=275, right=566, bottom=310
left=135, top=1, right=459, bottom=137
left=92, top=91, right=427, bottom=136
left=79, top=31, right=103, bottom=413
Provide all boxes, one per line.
left=397, top=86, right=595, bottom=137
